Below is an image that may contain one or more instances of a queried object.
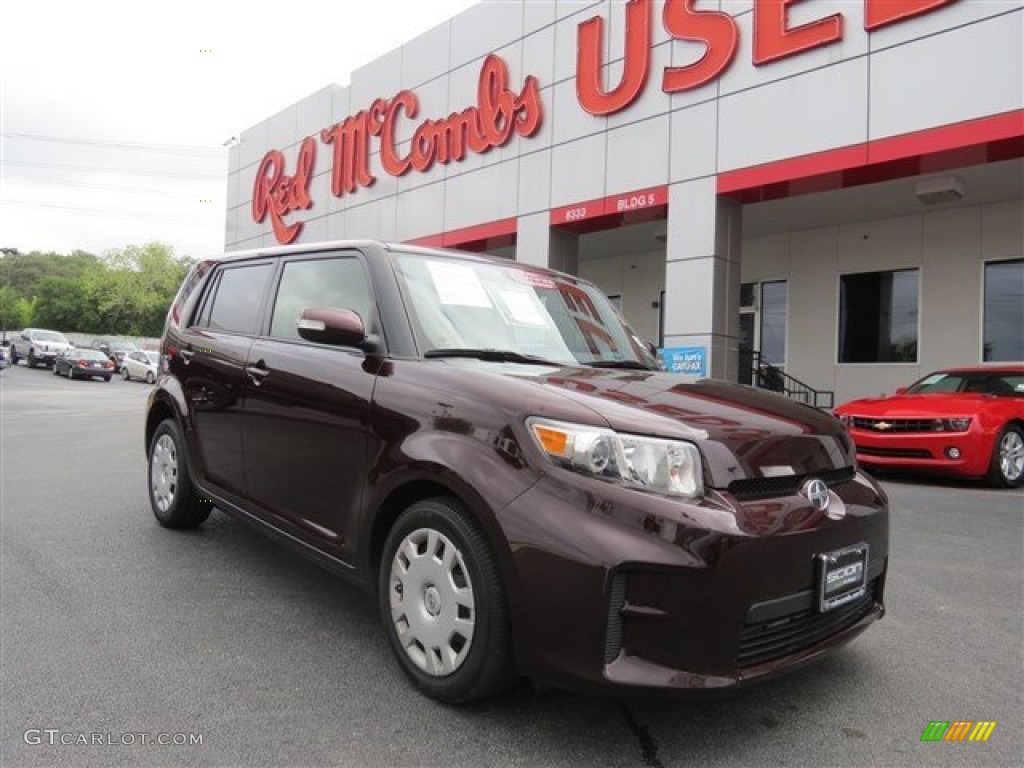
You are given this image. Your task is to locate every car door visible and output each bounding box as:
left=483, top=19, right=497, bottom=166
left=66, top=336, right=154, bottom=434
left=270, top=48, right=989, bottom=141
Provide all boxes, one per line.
left=240, top=250, right=378, bottom=559
left=176, top=260, right=275, bottom=498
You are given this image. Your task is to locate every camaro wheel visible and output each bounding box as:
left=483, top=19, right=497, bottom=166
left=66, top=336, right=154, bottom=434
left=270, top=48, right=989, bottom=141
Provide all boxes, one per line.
left=379, top=497, right=514, bottom=704
left=147, top=419, right=212, bottom=528
left=988, top=424, right=1024, bottom=488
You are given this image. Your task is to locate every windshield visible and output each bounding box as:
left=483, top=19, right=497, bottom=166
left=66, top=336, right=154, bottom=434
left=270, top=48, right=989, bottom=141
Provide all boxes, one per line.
left=394, top=252, right=657, bottom=368
left=144, top=352, right=159, bottom=365
left=33, top=331, right=67, bottom=342
left=905, top=371, right=1024, bottom=396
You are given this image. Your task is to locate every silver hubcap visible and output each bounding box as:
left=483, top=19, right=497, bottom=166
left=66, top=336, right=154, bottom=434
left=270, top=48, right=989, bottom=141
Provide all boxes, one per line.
left=999, top=431, right=1024, bottom=482
left=150, top=434, right=178, bottom=512
left=389, top=528, right=475, bottom=677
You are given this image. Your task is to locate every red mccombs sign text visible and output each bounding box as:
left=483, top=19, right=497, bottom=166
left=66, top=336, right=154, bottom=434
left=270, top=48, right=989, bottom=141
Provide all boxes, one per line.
left=254, top=0, right=957, bottom=244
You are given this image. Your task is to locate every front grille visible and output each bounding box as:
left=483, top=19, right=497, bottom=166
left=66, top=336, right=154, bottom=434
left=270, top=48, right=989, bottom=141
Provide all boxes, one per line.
left=737, top=580, right=876, bottom=667
left=727, top=466, right=855, bottom=500
left=851, top=417, right=938, bottom=433
left=858, top=446, right=933, bottom=459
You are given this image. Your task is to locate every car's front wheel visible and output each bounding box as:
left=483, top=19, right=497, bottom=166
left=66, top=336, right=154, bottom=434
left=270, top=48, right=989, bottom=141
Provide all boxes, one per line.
left=146, top=371, right=156, bottom=384
left=123, top=368, right=131, bottom=381
left=379, top=497, right=514, bottom=704
left=988, top=424, right=1024, bottom=488
left=27, top=351, right=36, bottom=368
left=147, top=419, right=212, bottom=528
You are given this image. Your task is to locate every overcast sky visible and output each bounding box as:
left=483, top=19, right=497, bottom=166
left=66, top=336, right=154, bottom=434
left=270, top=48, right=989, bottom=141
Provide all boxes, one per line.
left=0, top=0, right=478, bottom=259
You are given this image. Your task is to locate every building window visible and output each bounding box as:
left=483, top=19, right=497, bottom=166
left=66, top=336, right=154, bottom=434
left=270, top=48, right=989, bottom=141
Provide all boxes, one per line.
left=838, top=269, right=918, bottom=363
left=983, top=258, right=1023, bottom=362
left=760, top=281, right=788, bottom=366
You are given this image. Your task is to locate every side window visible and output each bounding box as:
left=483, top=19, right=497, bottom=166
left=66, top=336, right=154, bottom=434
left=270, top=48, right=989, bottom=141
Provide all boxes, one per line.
left=196, top=264, right=273, bottom=335
left=269, top=256, right=372, bottom=341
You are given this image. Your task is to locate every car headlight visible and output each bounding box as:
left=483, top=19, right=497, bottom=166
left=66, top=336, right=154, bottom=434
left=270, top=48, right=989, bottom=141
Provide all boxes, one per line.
left=939, top=417, right=972, bottom=432
left=527, top=417, right=703, bottom=498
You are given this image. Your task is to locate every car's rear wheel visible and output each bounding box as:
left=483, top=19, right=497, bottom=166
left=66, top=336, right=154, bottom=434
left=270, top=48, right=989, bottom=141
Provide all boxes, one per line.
left=66, top=367, right=73, bottom=380
left=988, top=424, right=1024, bottom=488
left=379, top=497, right=514, bottom=704
left=148, top=419, right=212, bottom=528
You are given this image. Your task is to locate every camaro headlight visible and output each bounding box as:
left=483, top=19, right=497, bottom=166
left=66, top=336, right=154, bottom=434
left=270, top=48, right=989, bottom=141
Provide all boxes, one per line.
left=939, top=417, right=972, bottom=432
left=527, top=417, right=703, bottom=498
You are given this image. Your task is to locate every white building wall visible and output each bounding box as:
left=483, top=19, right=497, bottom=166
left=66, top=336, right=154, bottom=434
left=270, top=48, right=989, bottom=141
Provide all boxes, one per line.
left=741, top=198, right=1024, bottom=404
left=221, top=0, right=1023, bottom=399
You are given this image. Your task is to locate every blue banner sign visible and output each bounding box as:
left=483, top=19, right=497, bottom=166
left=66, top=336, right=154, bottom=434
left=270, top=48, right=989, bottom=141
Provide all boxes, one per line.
left=660, top=346, right=707, bottom=376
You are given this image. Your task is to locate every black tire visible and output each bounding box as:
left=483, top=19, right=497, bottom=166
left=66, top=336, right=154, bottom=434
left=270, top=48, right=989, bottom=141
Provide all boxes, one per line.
left=379, top=497, right=515, bottom=704
left=146, top=371, right=155, bottom=384
left=52, top=364, right=60, bottom=376
left=987, top=424, right=1024, bottom=488
left=27, top=351, right=36, bottom=368
left=67, top=367, right=74, bottom=380
left=104, top=376, right=111, bottom=382
left=123, top=368, right=131, bottom=381
left=147, top=419, right=212, bottom=528
left=9, top=349, right=17, bottom=365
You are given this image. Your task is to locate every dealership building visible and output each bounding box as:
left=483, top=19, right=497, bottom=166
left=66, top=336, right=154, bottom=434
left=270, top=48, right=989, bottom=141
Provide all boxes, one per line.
left=225, top=0, right=1023, bottom=404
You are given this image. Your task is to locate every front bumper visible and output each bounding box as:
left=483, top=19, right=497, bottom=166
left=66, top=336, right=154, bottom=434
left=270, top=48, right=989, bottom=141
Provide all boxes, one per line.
left=848, top=426, right=991, bottom=478
left=497, top=469, right=888, bottom=695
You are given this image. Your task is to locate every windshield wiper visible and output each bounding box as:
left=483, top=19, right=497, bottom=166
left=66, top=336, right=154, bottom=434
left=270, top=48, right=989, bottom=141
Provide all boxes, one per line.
left=584, top=360, right=654, bottom=370
left=424, top=348, right=562, bottom=366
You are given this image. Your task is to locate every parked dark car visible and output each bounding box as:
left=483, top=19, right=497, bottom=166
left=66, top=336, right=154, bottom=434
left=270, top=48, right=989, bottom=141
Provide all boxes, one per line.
left=145, top=241, right=888, bottom=703
left=55, top=348, right=115, bottom=381
left=91, top=337, right=138, bottom=369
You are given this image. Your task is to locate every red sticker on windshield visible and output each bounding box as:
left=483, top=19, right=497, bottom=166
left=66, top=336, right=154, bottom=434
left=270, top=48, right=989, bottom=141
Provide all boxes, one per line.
left=507, top=269, right=557, bottom=289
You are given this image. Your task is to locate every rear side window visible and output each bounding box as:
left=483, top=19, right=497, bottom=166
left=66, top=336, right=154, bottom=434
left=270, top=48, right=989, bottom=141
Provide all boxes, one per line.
left=195, top=263, right=273, bottom=335
left=269, top=256, right=372, bottom=340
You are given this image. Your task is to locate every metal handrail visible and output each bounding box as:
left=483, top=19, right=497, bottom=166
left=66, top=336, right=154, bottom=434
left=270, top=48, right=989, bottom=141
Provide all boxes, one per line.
left=739, top=349, right=835, bottom=410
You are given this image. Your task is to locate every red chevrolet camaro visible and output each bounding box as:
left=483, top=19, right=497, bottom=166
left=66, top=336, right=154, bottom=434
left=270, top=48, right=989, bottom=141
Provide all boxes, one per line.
left=834, top=367, right=1024, bottom=488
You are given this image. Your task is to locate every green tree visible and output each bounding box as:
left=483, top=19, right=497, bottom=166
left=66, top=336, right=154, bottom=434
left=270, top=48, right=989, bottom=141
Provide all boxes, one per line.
left=0, top=286, right=32, bottom=333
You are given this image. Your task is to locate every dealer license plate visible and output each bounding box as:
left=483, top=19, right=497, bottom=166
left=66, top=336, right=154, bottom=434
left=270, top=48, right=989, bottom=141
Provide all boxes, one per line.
left=817, top=544, right=868, bottom=612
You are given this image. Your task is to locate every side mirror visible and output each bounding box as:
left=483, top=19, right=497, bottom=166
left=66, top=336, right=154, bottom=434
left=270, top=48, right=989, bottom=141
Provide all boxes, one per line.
left=894, top=387, right=907, bottom=395
left=297, top=307, right=367, bottom=348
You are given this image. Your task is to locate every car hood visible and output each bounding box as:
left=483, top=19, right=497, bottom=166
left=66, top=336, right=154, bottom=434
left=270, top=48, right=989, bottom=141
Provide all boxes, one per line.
left=437, top=361, right=854, bottom=489
left=835, top=394, right=992, bottom=418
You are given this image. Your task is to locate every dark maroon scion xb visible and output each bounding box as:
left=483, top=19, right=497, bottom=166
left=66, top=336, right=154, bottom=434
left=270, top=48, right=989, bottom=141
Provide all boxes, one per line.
left=145, top=241, right=888, bottom=703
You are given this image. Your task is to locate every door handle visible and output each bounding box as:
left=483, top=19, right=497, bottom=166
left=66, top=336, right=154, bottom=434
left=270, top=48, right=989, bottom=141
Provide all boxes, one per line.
left=179, top=346, right=195, bottom=365
left=246, top=360, right=270, bottom=386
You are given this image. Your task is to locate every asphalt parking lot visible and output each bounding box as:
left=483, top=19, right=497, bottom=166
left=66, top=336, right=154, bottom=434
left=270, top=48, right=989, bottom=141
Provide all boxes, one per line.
left=1, top=362, right=1021, bottom=767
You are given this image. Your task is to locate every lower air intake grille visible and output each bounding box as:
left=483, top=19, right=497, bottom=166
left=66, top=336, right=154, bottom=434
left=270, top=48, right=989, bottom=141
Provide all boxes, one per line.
left=604, top=573, right=627, bottom=664
left=737, top=580, right=876, bottom=667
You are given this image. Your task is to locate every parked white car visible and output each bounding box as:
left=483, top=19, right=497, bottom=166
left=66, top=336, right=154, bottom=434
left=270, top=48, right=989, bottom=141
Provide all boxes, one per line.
left=11, top=328, right=73, bottom=368
left=121, top=350, right=160, bottom=383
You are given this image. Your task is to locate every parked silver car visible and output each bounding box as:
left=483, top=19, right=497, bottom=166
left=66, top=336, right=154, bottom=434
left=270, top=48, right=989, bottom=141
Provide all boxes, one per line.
left=121, top=350, right=159, bottom=383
